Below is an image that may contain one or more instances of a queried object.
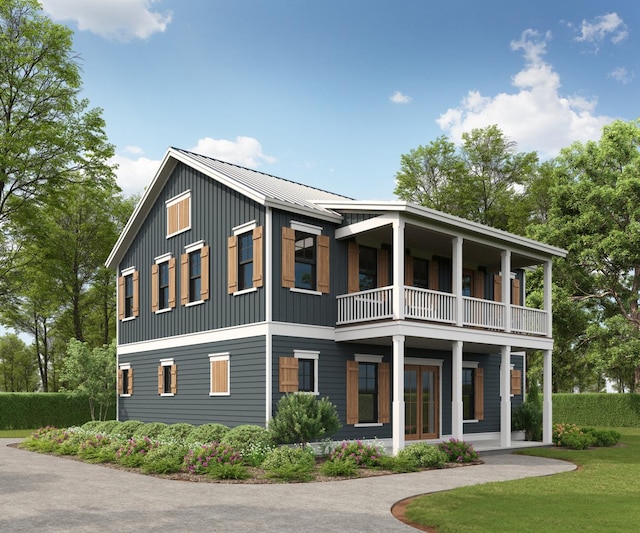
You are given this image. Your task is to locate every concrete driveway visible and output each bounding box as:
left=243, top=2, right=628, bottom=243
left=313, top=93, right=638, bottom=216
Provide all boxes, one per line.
left=0, top=438, right=575, bottom=532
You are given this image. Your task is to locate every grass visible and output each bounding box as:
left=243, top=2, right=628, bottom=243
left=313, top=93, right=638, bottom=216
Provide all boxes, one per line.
left=0, top=429, right=35, bottom=438
left=404, top=427, right=640, bottom=532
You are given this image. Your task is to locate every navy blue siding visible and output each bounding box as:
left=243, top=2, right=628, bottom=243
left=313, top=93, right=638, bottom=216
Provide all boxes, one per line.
left=119, top=163, right=266, bottom=344
left=119, top=336, right=266, bottom=427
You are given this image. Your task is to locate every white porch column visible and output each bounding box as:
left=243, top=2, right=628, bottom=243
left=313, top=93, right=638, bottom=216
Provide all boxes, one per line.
left=500, top=346, right=512, bottom=448
left=393, top=219, right=405, bottom=320
left=543, top=349, right=553, bottom=444
left=501, top=250, right=512, bottom=332
left=451, top=340, right=464, bottom=440
left=452, top=236, right=463, bottom=326
left=392, top=335, right=405, bottom=455
left=544, top=260, right=553, bottom=337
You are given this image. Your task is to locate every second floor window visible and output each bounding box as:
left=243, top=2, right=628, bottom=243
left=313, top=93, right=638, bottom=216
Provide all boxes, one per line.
left=413, top=258, right=429, bottom=289
left=124, top=274, right=134, bottom=317
left=189, top=249, right=201, bottom=302
left=158, top=261, right=170, bottom=309
left=181, top=243, right=209, bottom=305
left=238, top=231, right=253, bottom=291
left=359, top=246, right=377, bottom=291
left=281, top=225, right=329, bottom=294
left=295, top=231, right=316, bottom=290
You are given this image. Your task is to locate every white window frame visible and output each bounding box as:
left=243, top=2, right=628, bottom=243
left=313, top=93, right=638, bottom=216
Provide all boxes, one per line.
left=166, top=190, right=191, bottom=238
left=209, top=353, right=230, bottom=397
left=120, top=266, right=137, bottom=322
left=289, top=220, right=323, bottom=296
left=154, top=253, right=173, bottom=314
left=184, top=241, right=205, bottom=307
left=119, top=363, right=131, bottom=398
left=354, top=354, right=384, bottom=427
left=233, top=221, right=258, bottom=296
left=160, top=358, right=175, bottom=397
left=294, top=350, right=319, bottom=395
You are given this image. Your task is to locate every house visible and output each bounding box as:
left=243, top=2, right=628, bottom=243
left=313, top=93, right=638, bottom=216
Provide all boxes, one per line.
left=106, top=147, right=566, bottom=454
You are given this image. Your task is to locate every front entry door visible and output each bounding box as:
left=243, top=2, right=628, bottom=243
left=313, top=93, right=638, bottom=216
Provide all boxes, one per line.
left=405, top=365, right=439, bottom=440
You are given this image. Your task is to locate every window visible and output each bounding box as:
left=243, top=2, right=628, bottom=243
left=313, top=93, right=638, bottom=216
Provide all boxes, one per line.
left=118, top=267, right=138, bottom=320
left=166, top=191, right=191, bottom=237
left=118, top=364, right=133, bottom=396
left=359, top=246, right=377, bottom=291
left=278, top=351, right=319, bottom=394
left=413, top=257, right=429, bottom=289
left=181, top=242, right=209, bottom=305
left=281, top=223, right=329, bottom=293
left=210, top=353, right=230, bottom=396
left=152, top=254, right=176, bottom=313
left=158, top=359, right=177, bottom=395
left=228, top=223, right=263, bottom=294
left=462, top=364, right=484, bottom=421
left=346, top=356, right=390, bottom=425
left=347, top=243, right=388, bottom=293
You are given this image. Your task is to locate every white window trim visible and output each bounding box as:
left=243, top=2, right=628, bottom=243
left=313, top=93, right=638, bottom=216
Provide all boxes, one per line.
left=355, top=423, right=383, bottom=428
left=160, top=358, right=174, bottom=397
left=119, top=363, right=131, bottom=397
left=209, top=353, right=230, bottom=397
left=154, top=253, right=172, bottom=264
left=290, top=287, right=322, bottom=296
left=184, top=240, right=204, bottom=254
left=294, top=350, right=319, bottom=395
left=233, top=287, right=258, bottom=297
left=290, top=220, right=322, bottom=235
left=120, top=267, right=136, bottom=321
left=355, top=354, right=383, bottom=364
left=166, top=190, right=191, bottom=238
left=233, top=220, right=257, bottom=236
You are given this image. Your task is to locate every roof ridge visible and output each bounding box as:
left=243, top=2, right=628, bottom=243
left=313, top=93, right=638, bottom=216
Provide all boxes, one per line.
left=172, top=147, right=354, bottom=201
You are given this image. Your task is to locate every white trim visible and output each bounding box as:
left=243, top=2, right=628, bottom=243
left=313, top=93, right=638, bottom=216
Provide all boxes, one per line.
left=118, top=363, right=131, bottom=370
left=121, top=316, right=136, bottom=323
left=355, top=423, right=383, bottom=428
left=154, top=253, right=172, bottom=264
left=209, top=353, right=230, bottom=396
left=294, top=350, right=320, bottom=395
left=184, top=240, right=205, bottom=254
left=405, top=357, right=443, bottom=368
left=121, top=266, right=136, bottom=277
left=290, top=220, right=322, bottom=235
left=233, top=220, right=257, bottom=235
left=289, top=287, right=322, bottom=296
left=165, top=190, right=191, bottom=207
left=160, top=358, right=174, bottom=366
left=165, top=190, right=191, bottom=238
left=185, top=299, right=204, bottom=307
left=462, top=361, right=479, bottom=369
left=233, top=287, right=258, bottom=296
left=265, top=207, right=273, bottom=425
left=355, top=354, right=383, bottom=363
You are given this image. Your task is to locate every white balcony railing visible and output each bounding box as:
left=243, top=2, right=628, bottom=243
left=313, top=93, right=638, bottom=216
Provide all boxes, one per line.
left=337, top=286, right=549, bottom=336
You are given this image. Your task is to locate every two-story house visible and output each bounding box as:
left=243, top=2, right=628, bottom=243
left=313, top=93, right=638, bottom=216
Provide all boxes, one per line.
left=106, top=147, right=566, bottom=454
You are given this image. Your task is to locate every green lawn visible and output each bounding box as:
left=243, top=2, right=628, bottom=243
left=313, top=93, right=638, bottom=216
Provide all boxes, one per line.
left=405, top=427, right=640, bottom=532
left=0, top=429, right=35, bottom=438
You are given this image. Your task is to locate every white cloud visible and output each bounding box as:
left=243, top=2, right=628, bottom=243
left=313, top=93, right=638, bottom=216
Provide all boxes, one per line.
left=40, top=0, right=172, bottom=41
left=390, top=91, right=412, bottom=104
left=575, top=13, right=628, bottom=51
left=112, top=136, right=276, bottom=197
left=190, top=136, right=277, bottom=167
left=609, top=66, right=632, bottom=85
left=437, top=29, right=612, bottom=158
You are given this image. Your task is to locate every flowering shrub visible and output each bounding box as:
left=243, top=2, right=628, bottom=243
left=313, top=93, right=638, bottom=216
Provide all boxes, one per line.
left=553, top=423, right=582, bottom=446
left=116, top=437, right=159, bottom=467
left=552, top=423, right=620, bottom=449
left=185, top=423, right=230, bottom=445
left=220, top=425, right=274, bottom=459
left=328, top=440, right=385, bottom=468
left=159, top=423, right=195, bottom=441
left=77, top=434, right=117, bottom=463
left=437, top=439, right=479, bottom=463
left=397, top=442, right=448, bottom=469
left=183, top=442, right=242, bottom=474
left=142, top=443, right=188, bottom=474
left=262, top=446, right=315, bottom=471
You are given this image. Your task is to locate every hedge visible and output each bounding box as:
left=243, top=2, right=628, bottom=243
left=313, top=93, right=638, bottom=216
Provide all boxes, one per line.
left=0, top=393, right=116, bottom=429
left=553, top=393, right=640, bottom=427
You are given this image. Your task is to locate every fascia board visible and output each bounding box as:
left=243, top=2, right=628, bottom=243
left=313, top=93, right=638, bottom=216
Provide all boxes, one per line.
left=265, top=198, right=343, bottom=223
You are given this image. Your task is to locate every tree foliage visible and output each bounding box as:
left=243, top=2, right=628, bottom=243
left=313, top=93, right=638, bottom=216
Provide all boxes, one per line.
left=0, top=333, right=37, bottom=391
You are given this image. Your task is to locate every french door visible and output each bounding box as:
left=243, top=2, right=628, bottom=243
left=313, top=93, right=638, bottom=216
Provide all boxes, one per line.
left=404, top=365, right=439, bottom=440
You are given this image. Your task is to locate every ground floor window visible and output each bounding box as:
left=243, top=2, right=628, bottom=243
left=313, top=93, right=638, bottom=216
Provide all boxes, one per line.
left=462, top=364, right=484, bottom=421
left=118, top=364, right=133, bottom=396
left=158, top=359, right=177, bottom=396
left=346, top=355, right=390, bottom=425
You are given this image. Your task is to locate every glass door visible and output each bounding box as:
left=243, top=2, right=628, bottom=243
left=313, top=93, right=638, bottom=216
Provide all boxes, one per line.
left=404, top=365, right=439, bottom=440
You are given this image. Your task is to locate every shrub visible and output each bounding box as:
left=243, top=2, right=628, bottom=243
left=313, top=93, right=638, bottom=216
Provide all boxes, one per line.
left=583, top=428, right=621, bottom=447
left=561, top=432, right=596, bottom=450
left=142, top=443, right=188, bottom=474
left=77, top=434, right=117, bottom=463
left=262, top=446, right=315, bottom=471
left=512, top=379, right=542, bottom=441
left=159, top=423, right=195, bottom=442
left=268, top=393, right=341, bottom=446
left=437, top=439, right=479, bottom=463
left=92, top=420, right=121, bottom=435
left=117, top=420, right=145, bottom=438
left=183, top=443, right=242, bottom=475
left=319, top=458, right=358, bottom=477
left=20, top=427, right=73, bottom=453
left=553, top=393, right=640, bottom=427
left=397, top=442, right=448, bottom=469
left=115, top=437, right=159, bottom=467
left=132, top=422, right=167, bottom=440
left=221, top=425, right=274, bottom=458
left=81, top=420, right=103, bottom=431
left=265, top=462, right=314, bottom=482
left=328, top=440, right=384, bottom=468
left=553, top=423, right=581, bottom=446
left=553, top=424, right=621, bottom=448
left=207, top=462, right=250, bottom=480
left=185, top=423, right=230, bottom=445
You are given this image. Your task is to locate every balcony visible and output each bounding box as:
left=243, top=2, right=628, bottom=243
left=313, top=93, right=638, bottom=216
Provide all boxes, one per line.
left=336, top=286, right=548, bottom=336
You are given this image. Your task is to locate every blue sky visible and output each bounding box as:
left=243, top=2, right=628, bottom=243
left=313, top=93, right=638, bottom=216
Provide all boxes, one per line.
left=39, top=0, right=639, bottom=201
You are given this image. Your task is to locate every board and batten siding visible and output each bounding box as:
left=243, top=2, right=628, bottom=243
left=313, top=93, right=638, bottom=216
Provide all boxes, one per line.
left=118, top=336, right=267, bottom=427
left=118, top=163, right=266, bottom=345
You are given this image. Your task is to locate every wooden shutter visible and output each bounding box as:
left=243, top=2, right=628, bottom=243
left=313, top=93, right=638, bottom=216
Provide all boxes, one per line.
left=511, top=369, right=522, bottom=395
left=279, top=356, right=299, bottom=393
left=428, top=260, right=439, bottom=290
left=473, top=271, right=484, bottom=298
left=117, top=276, right=125, bottom=320
left=180, top=253, right=189, bottom=305
left=317, top=234, right=330, bottom=293
left=378, top=362, right=390, bottom=423
left=511, top=278, right=521, bottom=306
left=200, top=245, right=210, bottom=301
left=475, top=367, right=484, bottom=421
left=178, top=197, right=190, bottom=231
left=167, top=203, right=178, bottom=235
left=253, top=226, right=263, bottom=288
left=348, top=241, right=359, bottom=293
left=227, top=235, right=238, bottom=294
left=211, top=359, right=229, bottom=394
left=132, top=271, right=139, bottom=317
left=151, top=264, right=159, bottom=312
left=346, top=360, right=359, bottom=424
left=405, top=254, right=414, bottom=286
left=281, top=227, right=295, bottom=288
left=171, top=364, right=178, bottom=394
left=128, top=368, right=133, bottom=395
left=117, top=369, right=123, bottom=395
left=377, top=248, right=389, bottom=287
left=493, top=274, right=502, bottom=302
left=168, top=257, right=176, bottom=308
left=157, top=366, right=163, bottom=394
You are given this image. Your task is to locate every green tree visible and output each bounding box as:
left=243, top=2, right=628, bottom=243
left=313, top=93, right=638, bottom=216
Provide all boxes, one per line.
left=0, top=333, right=37, bottom=391
left=60, top=338, right=116, bottom=421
